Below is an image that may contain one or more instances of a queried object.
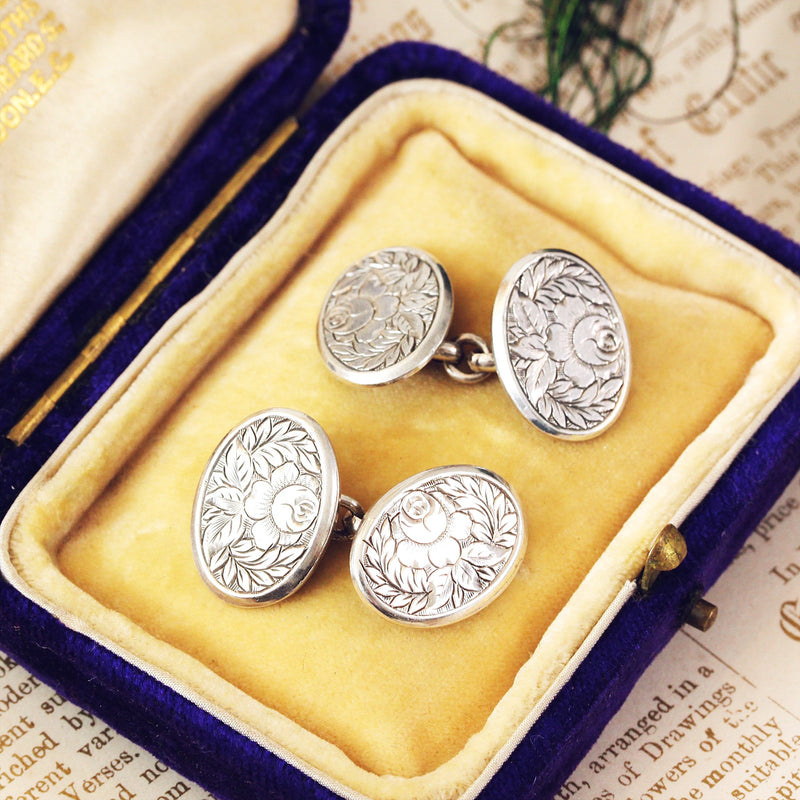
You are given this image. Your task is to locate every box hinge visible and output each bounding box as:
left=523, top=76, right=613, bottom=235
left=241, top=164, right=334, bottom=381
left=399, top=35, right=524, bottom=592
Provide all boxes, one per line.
left=6, top=116, right=299, bottom=447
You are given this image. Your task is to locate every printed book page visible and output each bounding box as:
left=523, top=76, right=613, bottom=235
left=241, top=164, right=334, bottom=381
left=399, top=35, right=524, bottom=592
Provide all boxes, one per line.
left=559, top=475, right=800, bottom=800
left=2, top=0, right=799, bottom=797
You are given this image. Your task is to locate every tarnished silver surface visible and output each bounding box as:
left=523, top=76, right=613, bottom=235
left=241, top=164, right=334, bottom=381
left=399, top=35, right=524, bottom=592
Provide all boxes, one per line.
left=350, top=466, right=526, bottom=626
left=318, top=247, right=453, bottom=385
left=192, top=409, right=339, bottom=605
left=492, top=249, right=630, bottom=439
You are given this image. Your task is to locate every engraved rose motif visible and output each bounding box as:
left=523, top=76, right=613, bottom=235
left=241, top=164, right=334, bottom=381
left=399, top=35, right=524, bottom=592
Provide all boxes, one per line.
left=244, top=462, right=321, bottom=549
left=321, top=248, right=440, bottom=373
left=393, top=491, right=472, bottom=569
left=544, top=295, right=623, bottom=387
left=504, top=252, right=627, bottom=433
left=197, top=414, right=324, bottom=594
left=358, top=475, right=520, bottom=618
left=323, top=287, right=400, bottom=337
left=573, top=315, right=622, bottom=365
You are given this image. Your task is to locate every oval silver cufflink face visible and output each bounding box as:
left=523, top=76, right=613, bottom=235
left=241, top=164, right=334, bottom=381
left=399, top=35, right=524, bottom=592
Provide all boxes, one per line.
left=192, top=409, right=340, bottom=605
left=350, top=465, right=526, bottom=626
left=318, top=247, right=454, bottom=385
left=492, top=249, right=631, bottom=440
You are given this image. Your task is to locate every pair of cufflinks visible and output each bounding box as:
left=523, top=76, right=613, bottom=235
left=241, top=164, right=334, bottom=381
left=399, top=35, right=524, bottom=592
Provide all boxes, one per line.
left=192, top=247, right=630, bottom=626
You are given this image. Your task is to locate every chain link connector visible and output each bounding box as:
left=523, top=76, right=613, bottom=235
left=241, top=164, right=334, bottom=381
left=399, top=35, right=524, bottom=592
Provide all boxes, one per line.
left=439, top=333, right=495, bottom=384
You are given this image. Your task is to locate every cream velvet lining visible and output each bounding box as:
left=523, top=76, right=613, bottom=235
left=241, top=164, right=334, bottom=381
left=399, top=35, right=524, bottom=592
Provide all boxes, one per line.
left=5, top=81, right=800, bottom=800
left=0, top=0, right=297, bottom=359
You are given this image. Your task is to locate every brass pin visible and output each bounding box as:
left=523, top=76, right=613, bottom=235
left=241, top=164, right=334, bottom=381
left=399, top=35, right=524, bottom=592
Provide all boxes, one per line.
left=685, top=597, right=718, bottom=632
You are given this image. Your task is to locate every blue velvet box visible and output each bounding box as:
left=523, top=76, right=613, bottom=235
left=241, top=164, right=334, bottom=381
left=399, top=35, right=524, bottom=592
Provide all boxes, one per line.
left=2, top=4, right=800, bottom=800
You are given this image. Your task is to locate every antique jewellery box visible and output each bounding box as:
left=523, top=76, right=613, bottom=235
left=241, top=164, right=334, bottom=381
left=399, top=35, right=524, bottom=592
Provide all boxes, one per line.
left=2, top=2, right=800, bottom=799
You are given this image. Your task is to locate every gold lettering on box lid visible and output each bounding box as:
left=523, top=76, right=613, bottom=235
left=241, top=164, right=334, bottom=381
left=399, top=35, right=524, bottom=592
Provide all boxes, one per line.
left=0, top=4, right=72, bottom=145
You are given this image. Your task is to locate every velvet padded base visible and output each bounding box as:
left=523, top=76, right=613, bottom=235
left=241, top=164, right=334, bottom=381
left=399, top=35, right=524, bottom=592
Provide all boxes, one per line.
left=56, top=128, right=772, bottom=778
left=5, top=79, right=800, bottom=800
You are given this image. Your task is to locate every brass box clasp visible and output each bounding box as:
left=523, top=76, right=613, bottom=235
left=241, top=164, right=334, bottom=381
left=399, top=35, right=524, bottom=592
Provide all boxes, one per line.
left=639, top=524, right=718, bottom=631
left=640, top=523, right=687, bottom=593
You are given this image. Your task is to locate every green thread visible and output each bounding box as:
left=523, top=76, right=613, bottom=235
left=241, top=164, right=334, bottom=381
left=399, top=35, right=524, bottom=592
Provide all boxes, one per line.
left=483, top=0, right=739, bottom=132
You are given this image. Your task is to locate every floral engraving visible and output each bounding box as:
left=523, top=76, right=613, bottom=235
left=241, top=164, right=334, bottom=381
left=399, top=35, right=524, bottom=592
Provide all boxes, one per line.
left=506, top=252, right=626, bottom=433
left=321, top=248, right=440, bottom=373
left=198, top=415, right=323, bottom=594
left=358, top=474, right=520, bottom=618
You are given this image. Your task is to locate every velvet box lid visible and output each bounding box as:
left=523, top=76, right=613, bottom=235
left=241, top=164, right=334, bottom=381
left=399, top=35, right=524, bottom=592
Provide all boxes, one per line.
left=2, top=7, right=800, bottom=800
left=0, top=0, right=348, bottom=486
